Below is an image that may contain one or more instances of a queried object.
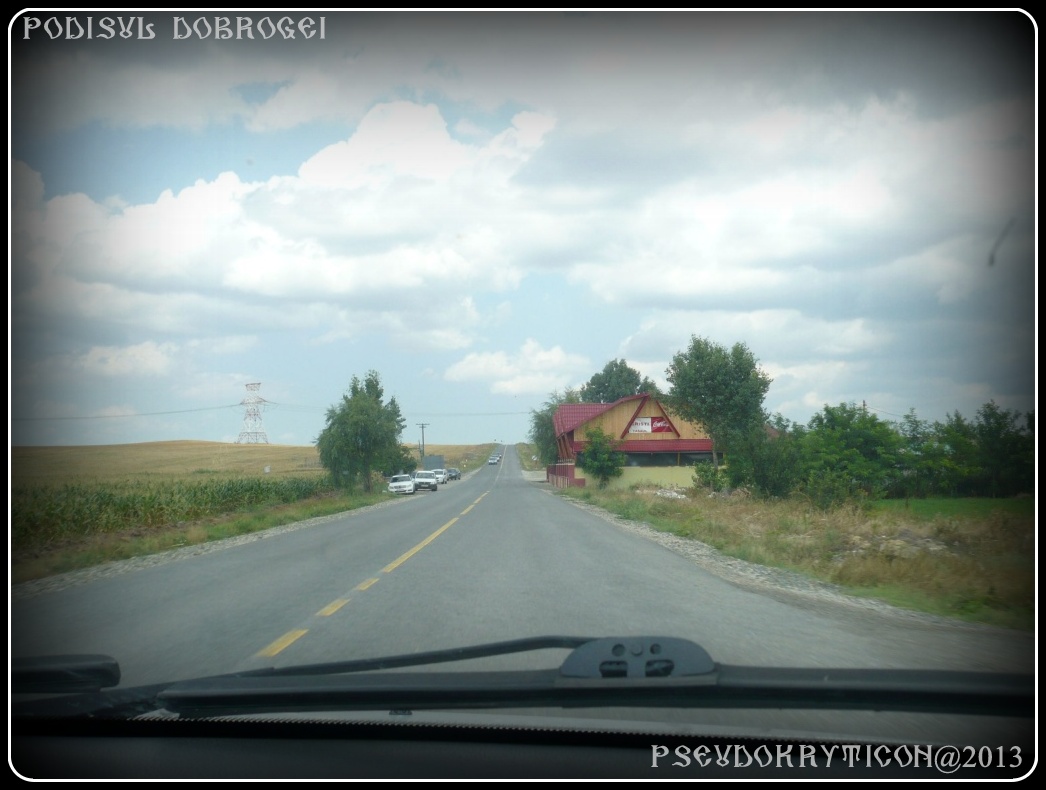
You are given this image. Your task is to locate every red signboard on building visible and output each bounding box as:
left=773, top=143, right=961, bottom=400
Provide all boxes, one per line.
left=629, top=416, right=673, bottom=433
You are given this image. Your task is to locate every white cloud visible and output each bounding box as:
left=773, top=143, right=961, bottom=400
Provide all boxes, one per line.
left=179, top=371, right=262, bottom=401
left=477, top=111, right=558, bottom=172
left=444, top=339, right=590, bottom=395
left=187, top=336, right=259, bottom=355
left=245, top=70, right=352, bottom=133
left=561, top=155, right=900, bottom=309
left=299, top=102, right=472, bottom=188
left=91, top=172, right=257, bottom=285
left=76, top=341, right=179, bottom=377
left=868, top=236, right=1002, bottom=307
left=11, top=13, right=1033, bottom=444
left=621, top=310, right=885, bottom=366
left=11, top=98, right=555, bottom=350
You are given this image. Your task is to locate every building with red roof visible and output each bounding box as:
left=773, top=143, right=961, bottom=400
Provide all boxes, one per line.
left=548, top=394, right=715, bottom=489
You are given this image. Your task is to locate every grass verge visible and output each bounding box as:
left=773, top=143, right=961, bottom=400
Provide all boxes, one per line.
left=558, top=486, right=1034, bottom=630
left=12, top=489, right=388, bottom=585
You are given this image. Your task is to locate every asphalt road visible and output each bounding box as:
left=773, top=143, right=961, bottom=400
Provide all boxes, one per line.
left=11, top=449, right=1034, bottom=748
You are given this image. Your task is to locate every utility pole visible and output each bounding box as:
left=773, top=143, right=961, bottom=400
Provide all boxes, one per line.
left=417, top=423, right=429, bottom=461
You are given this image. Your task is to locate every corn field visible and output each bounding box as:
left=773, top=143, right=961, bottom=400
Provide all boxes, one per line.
left=12, top=477, right=336, bottom=552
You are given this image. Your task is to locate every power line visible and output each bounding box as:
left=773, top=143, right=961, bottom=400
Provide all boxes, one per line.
left=410, top=411, right=532, bottom=417
left=264, top=403, right=534, bottom=417
left=861, top=403, right=913, bottom=420
left=13, top=404, right=534, bottom=422
left=12, top=404, right=242, bottom=421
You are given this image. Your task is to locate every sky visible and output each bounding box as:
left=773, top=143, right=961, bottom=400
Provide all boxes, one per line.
left=9, top=11, right=1037, bottom=449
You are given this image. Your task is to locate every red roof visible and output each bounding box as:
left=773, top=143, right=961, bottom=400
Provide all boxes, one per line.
left=552, top=394, right=649, bottom=437
left=552, top=402, right=613, bottom=436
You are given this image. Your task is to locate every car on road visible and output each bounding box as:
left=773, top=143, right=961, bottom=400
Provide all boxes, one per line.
left=387, top=474, right=416, bottom=495
left=413, top=470, right=438, bottom=491
left=447, top=468, right=461, bottom=480
left=488, top=456, right=499, bottom=464
left=432, top=469, right=448, bottom=484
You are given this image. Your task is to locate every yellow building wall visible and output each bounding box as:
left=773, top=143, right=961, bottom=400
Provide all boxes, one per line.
left=575, top=399, right=708, bottom=442
left=574, top=466, right=695, bottom=490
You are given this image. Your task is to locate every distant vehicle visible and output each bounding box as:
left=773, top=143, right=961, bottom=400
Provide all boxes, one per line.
left=421, top=455, right=445, bottom=473
left=447, top=468, right=461, bottom=480
left=488, top=457, right=499, bottom=465
left=432, top=469, right=448, bottom=484
left=387, top=474, right=416, bottom=495
left=413, top=470, right=438, bottom=491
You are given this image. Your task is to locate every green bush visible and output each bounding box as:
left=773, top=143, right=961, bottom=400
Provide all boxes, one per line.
left=576, top=427, right=625, bottom=489
left=801, top=469, right=872, bottom=511
left=693, top=461, right=727, bottom=493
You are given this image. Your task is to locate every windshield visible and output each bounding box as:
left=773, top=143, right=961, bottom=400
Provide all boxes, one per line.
left=10, top=9, right=1035, bottom=779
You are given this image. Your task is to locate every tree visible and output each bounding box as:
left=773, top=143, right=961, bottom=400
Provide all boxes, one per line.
left=889, top=409, right=937, bottom=502
left=576, top=427, right=625, bottom=489
left=932, top=411, right=980, bottom=497
left=380, top=443, right=418, bottom=478
left=971, top=401, right=1034, bottom=497
left=928, top=403, right=1032, bottom=498
left=799, top=402, right=902, bottom=507
left=725, top=413, right=804, bottom=499
left=665, top=336, right=772, bottom=470
left=580, top=359, right=661, bottom=403
left=528, top=388, right=581, bottom=467
left=316, top=371, right=407, bottom=492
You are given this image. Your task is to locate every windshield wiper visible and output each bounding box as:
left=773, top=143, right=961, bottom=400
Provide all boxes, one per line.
left=12, top=636, right=1034, bottom=720
left=13, top=654, right=122, bottom=694
left=240, top=635, right=601, bottom=677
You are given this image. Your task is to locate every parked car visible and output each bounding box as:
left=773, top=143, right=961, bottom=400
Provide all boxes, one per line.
left=387, top=474, right=416, bottom=495
left=432, top=469, right=448, bottom=484
left=413, top=470, right=438, bottom=491
left=447, top=468, right=461, bottom=480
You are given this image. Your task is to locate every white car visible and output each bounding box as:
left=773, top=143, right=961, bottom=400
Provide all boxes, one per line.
left=413, top=470, right=438, bottom=491
left=387, top=474, right=416, bottom=495
left=432, top=469, right=448, bottom=484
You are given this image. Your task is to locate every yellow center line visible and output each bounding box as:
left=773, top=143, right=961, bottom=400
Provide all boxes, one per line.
left=382, top=517, right=458, bottom=573
left=317, top=599, right=349, bottom=616
left=255, top=493, right=491, bottom=659
left=256, top=629, right=308, bottom=657
left=461, top=492, right=489, bottom=516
